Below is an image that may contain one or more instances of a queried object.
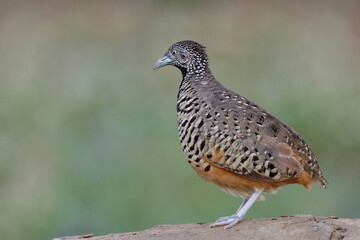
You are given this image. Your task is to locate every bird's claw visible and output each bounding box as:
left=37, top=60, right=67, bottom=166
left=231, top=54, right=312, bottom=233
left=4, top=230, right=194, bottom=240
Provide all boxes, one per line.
left=210, top=215, right=243, bottom=229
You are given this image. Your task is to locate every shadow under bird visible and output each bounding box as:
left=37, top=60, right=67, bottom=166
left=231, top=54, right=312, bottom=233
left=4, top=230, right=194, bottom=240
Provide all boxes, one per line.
left=154, top=40, right=328, bottom=229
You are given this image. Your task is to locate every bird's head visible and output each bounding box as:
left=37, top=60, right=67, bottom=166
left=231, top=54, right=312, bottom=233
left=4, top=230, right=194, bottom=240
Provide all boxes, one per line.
left=154, top=40, right=209, bottom=78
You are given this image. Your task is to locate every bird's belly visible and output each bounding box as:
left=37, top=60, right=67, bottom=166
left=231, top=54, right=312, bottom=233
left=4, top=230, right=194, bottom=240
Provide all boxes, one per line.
left=177, top=113, right=268, bottom=198
left=189, top=157, right=312, bottom=200
left=189, top=158, right=271, bottom=200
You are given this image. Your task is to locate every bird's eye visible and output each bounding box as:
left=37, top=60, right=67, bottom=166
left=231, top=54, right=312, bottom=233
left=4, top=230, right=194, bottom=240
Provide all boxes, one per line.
left=172, top=50, right=177, bottom=55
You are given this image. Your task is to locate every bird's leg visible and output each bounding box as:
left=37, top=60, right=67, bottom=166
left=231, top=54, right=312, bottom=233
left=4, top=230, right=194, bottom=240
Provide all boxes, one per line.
left=210, top=188, right=264, bottom=229
left=215, top=198, right=249, bottom=222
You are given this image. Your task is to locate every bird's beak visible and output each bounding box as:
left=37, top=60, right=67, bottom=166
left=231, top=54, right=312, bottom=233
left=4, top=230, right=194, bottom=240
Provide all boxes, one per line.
left=153, top=56, right=173, bottom=70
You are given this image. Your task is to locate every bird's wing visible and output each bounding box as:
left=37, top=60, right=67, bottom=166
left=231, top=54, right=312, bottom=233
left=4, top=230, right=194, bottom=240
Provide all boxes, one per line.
left=198, top=88, right=308, bottom=182
left=203, top=133, right=305, bottom=182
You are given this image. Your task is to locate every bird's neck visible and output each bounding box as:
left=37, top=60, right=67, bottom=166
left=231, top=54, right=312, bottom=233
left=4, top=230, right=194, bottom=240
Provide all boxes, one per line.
left=178, top=69, right=217, bottom=99
left=182, top=66, right=211, bottom=82
left=177, top=57, right=210, bottom=80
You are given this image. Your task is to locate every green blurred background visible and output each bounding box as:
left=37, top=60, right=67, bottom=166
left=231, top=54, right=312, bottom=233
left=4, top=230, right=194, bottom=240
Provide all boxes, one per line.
left=1, top=0, right=359, bottom=239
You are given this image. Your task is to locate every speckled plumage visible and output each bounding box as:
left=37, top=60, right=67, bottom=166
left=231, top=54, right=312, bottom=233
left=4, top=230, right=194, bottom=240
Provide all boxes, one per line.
left=154, top=40, right=327, bottom=228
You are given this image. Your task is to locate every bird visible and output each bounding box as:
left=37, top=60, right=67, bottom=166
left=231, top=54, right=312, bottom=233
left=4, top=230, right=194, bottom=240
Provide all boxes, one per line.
left=153, top=40, right=327, bottom=229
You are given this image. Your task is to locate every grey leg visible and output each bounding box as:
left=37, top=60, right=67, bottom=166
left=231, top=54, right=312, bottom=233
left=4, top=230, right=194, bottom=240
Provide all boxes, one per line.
left=210, top=188, right=264, bottom=229
left=215, top=198, right=249, bottom=222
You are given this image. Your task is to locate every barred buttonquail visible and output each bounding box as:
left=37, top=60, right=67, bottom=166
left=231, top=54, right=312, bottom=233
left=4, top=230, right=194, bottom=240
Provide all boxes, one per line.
left=154, top=40, right=327, bottom=229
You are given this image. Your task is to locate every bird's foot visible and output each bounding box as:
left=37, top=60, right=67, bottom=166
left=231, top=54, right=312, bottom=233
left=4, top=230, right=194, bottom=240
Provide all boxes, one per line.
left=210, top=189, right=263, bottom=229
left=216, top=214, right=237, bottom=221
left=210, top=215, right=243, bottom=229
